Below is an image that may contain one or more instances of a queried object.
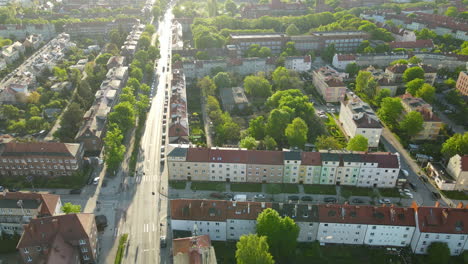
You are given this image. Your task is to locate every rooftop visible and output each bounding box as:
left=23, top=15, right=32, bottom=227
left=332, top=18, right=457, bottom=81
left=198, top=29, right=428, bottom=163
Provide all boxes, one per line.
left=417, top=206, right=468, bottom=234
left=0, top=142, right=81, bottom=158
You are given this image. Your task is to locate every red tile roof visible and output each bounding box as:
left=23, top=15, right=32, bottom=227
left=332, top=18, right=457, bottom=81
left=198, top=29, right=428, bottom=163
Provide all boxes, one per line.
left=337, top=54, right=357, bottom=61
left=318, top=204, right=415, bottom=226
left=417, top=207, right=468, bottom=234
left=0, top=142, right=76, bottom=157
left=246, top=150, right=283, bottom=165
left=301, top=152, right=321, bottom=166
left=172, top=235, right=212, bottom=257
left=389, top=39, right=434, bottom=49
left=171, top=199, right=228, bottom=222
left=209, top=149, right=248, bottom=164
left=17, top=213, right=95, bottom=248
left=186, top=148, right=210, bottom=162
left=226, top=201, right=272, bottom=220
left=1, top=192, right=60, bottom=216
left=462, top=155, right=468, bottom=172
left=362, top=152, right=400, bottom=169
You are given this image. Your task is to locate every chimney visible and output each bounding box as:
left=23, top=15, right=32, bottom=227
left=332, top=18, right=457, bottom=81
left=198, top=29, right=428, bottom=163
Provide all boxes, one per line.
left=279, top=203, right=283, bottom=210
left=261, top=202, right=265, bottom=208
left=442, top=209, right=449, bottom=224
left=411, top=201, right=419, bottom=211
left=390, top=208, right=396, bottom=223
left=456, top=202, right=464, bottom=208
left=233, top=202, right=236, bottom=207
left=200, top=201, right=204, bottom=208
left=434, top=201, right=440, bottom=208
left=247, top=203, right=250, bottom=214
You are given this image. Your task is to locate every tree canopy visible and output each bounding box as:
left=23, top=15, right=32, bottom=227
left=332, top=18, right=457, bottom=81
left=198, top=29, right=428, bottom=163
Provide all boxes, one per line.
left=61, top=202, right=81, bottom=214
left=377, top=97, right=403, bottom=129
left=285, top=117, right=308, bottom=148
left=427, top=242, right=450, bottom=264
left=441, top=132, right=468, bottom=158
left=399, top=111, right=424, bottom=137
left=240, top=136, right=258, bottom=150
left=213, top=72, right=231, bottom=89
left=403, top=66, right=425, bottom=82
left=236, top=234, right=274, bottom=264
left=347, top=135, right=368, bottom=151
left=244, top=75, right=272, bottom=98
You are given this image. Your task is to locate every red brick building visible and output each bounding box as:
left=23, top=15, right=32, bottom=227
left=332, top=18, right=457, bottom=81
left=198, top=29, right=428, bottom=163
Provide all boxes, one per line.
left=455, top=71, right=468, bottom=97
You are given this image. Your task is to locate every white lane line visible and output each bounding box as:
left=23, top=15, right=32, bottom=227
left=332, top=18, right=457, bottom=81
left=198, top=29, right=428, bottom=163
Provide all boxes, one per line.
left=152, top=223, right=155, bottom=232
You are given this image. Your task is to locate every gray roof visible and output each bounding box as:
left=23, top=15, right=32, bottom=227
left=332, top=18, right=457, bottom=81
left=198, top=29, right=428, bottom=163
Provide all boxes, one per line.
left=284, top=151, right=301, bottom=160
left=0, top=199, right=40, bottom=209
left=168, top=147, right=188, bottom=158
left=320, top=153, right=340, bottom=162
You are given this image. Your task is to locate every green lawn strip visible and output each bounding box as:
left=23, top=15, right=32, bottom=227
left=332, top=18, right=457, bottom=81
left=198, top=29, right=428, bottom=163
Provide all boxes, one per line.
left=169, top=181, right=187, bottom=190
left=0, top=234, right=21, bottom=254
left=303, top=185, right=337, bottom=195
left=378, top=188, right=402, bottom=198
left=265, top=184, right=282, bottom=194
left=114, top=234, right=128, bottom=264
left=282, top=184, right=299, bottom=194
left=190, top=181, right=226, bottom=192
left=341, top=186, right=374, bottom=198
left=230, top=183, right=262, bottom=192
left=212, top=241, right=236, bottom=264
left=441, top=190, right=468, bottom=200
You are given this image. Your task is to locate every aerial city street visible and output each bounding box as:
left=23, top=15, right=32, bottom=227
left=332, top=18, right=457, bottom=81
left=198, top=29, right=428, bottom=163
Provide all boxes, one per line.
left=0, top=0, right=467, bottom=263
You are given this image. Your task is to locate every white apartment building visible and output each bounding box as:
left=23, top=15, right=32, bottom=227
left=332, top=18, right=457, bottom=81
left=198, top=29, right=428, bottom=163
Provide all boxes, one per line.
left=226, top=201, right=268, bottom=240
left=283, top=151, right=302, bottom=184
left=209, top=148, right=247, bottom=183
left=411, top=206, right=468, bottom=256
left=284, top=55, right=312, bottom=72
left=446, top=155, right=468, bottom=191
left=339, top=94, right=383, bottom=148
left=171, top=199, right=228, bottom=241
left=312, top=66, right=347, bottom=103
left=332, top=54, right=356, bottom=70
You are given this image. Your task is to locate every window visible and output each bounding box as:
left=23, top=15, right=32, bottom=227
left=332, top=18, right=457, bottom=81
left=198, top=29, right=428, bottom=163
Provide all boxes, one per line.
left=83, top=255, right=90, bottom=260
left=82, top=247, right=88, bottom=253
left=27, top=256, right=32, bottom=262
left=424, top=234, right=429, bottom=239
left=79, top=239, right=86, bottom=245
left=23, top=248, right=29, bottom=253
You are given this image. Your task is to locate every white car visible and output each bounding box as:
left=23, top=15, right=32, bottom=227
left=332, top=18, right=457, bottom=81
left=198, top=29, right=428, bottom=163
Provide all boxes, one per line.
left=254, top=194, right=266, bottom=199
left=402, top=169, right=409, bottom=177
left=378, top=198, right=391, bottom=204
left=93, top=177, right=100, bottom=185
left=404, top=192, right=414, bottom=199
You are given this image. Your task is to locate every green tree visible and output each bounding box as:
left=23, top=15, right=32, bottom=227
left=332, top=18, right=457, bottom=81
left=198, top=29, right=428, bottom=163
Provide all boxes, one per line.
left=26, top=116, right=45, bottom=133
left=408, top=56, right=422, bottom=64
left=390, top=59, right=408, bottom=65
left=415, top=83, right=435, bottom=103
left=144, top=24, right=156, bottom=35
left=356, top=71, right=378, bottom=99
left=240, top=136, right=258, bottom=150
left=281, top=41, right=298, bottom=56
left=224, top=0, right=237, bottom=15
left=244, top=75, right=272, bottom=98
left=377, top=97, right=403, bottom=128
left=95, top=53, right=112, bottom=65
left=441, top=132, right=468, bottom=158
left=286, top=24, right=300, bottom=36
left=272, top=67, right=301, bottom=90
left=416, top=28, right=437, bottom=40
left=130, top=67, right=143, bottom=81
left=208, top=0, right=218, bottom=17
left=53, top=67, right=68, bottom=81
left=256, top=208, right=299, bottom=263
left=347, top=135, right=368, bottom=151
left=1, top=105, right=20, bottom=120
left=427, top=242, right=450, bottom=264
left=263, top=135, right=277, bottom=150
left=266, top=108, right=291, bottom=144
left=236, top=234, right=274, bottom=264
left=61, top=202, right=81, bottom=214
left=248, top=116, right=266, bottom=140
left=285, top=117, right=308, bottom=148
left=198, top=76, right=217, bottom=97
left=315, top=135, right=343, bottom=150
left=345, top=63, right=360, bottom=78
left=403, top=66, right=425, bottom=82
left=258, top=47, right=272, bottom=58
left=152, top=5, right=161, bottom=18
left=406, top=78, right=425, bottom=96
left=108, top=101, right=136, bottom=133
left=138, top=34, right=151, bottom=50
left=374, top=88, right=391, bottom=106
left=444, top=6, right=458, bottom=17
left=399, top=111, right=424, bottom=137
left=55, top=103, right=84, bottom=141
left=195, top=51, right=210, bottom=60
left=323, top=44, right=336, bottom=63
left=103, top=126, right=126, bottom=174
left=7, top=119, right=26, bottom=133
left=213, top=72, right=231, bottom=89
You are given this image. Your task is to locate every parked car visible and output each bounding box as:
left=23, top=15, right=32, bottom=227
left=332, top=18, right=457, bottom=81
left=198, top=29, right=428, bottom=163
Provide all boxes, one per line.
left=301, top=196, right=313, bottom=201
left=210, top=192, right=224, bottom=199
left=224, top=193, right=234, bottom=199
left=93, top=177, right=100, bottom=185
left=160, top=236, right=167, bottom=248
left=69, top=189, right=82, bottom=195
left=378, top=198, right=391, bottom=204
left=351, top=198, right=364, bottom=204
left=8, top=188, right=18, bottom=192
left=404, top=192, right=413, bottom=199
left=254, top=194, right=266, bottom=199
left=432, top=191, right=441, bottom=200
left=0, top=186, right=4, bottom=192
left=288, top=195, right=299, bottom=201
left=421, top=176, right=428, bottom=183
left=402, top=169, right=409, bottom=177
left=324, top=197, right=337, bottom=203
left=409, top=182, right=417, bottom=191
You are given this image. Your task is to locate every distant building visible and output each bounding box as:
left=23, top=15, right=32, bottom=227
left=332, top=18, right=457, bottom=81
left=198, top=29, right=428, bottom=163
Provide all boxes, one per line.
left=385, top=63, right=437, bottom=85
left=364, top=66, right=399, bottom=96
left=241, top=0, right=308, bottom=19
left=312, top=66, right=347, bottom=102
left=310, top=31, right=369, bottom=52
left=1, top=41, right=25, bottom=64
left=455, top=71, right=468, bottom=97
left=172, top=235, right=217, bottom=264
left=17, top=213, right=99, bottom=264
left=169, top=70, right=189, bottom=144
left=0, top=24, right=56, bottom=41
left=219, top=87, right=250, bottom=112
left=339, top=94, right=383, bottom=148
left=229, top=33, right=288, bottom=55
left=23, top=34, right=43, bottom=50
left=332, top=54, right=356, bottom=70
left=389, top=39, right=434, bottom=51
left=0, top=142, right=84, bottom=178
left=399, top=94, right=442, bottom=141
left=0, top=192, right=62, bottom=235
left=106, top=56, right=126, bottom=70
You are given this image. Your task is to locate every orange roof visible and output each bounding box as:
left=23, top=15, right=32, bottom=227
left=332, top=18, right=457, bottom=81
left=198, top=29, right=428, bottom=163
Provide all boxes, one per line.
left=172, top=235, right=212, bottom=257
left=301, top=152, right=321, bottom=166
left=171, top=199, right=228, bottom=222
left=1, top=192, right=60, bottom=216
left=417, top=207, right=468, bottom=234
left=226, top=201, right=272, bottom=220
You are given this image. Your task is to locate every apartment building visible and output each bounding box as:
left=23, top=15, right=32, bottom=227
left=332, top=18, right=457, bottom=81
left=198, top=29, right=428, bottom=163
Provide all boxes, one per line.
left=339, top=94, right=383, bottom=148
left=0, top=192, right=62, bottom=235
left=332, top=54, right=356, bottom=70
left=311, top=31, right=369, bottom=52
left=364, top=66, right=399, bottom=96
left=240, top=0, right=308, bottom=18
left=1, top=41, right=25, bottom=64
left=385, top=63, right=437, bottom=85
left=312, top=66, right=347, bottom=103
left=0, top=142, right=84, bottom=178
left=455, top=71, right=468, bottom=96
left=0, top=24, right=56, bottom=41
left=172, top=235, right=217, bottom=264
left=168, top=146, right=400, bottom=188
left=23, top=34, right=43, bottom=50
left=171, top=199, right=468, bottom=256
left=63, top=18, right=139, bottom=37
left=428, top=154, right=468, bottom=191
left=411, top=205, right=468, bottom=255
left=17, top=213, right=99, bottom=264
left=169, top=70, right=189, bottom=144
left=229, top=33, right=288, bottom=55
left=399, top=94, right=442, bottom=141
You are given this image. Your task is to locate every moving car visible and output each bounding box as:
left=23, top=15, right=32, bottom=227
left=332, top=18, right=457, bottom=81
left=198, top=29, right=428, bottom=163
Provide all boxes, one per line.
left=409, top=182, right=417, bottom=190
left=254, top=194, right=266, bottom=199
left=93, top=177, right=100, bottom=185
left=160, top=236, right=167, bottom=248
left=402, top=169, right=409, bottom=177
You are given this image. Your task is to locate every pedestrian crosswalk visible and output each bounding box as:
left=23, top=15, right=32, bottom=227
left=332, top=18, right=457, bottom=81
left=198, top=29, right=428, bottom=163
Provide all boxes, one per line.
left=135, top=175, right=154, bottom=183
left=143, top=223, right=156, bottom=233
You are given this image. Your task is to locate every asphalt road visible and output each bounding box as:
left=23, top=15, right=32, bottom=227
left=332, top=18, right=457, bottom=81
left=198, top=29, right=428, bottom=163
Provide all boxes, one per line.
left=121, top=6, right=173, bottom=264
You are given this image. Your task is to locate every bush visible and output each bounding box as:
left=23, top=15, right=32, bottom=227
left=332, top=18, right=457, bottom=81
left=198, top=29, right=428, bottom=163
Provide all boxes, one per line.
left=378, top=188, right=401, bottom=197
left=114, top=234, right=128, bottom=264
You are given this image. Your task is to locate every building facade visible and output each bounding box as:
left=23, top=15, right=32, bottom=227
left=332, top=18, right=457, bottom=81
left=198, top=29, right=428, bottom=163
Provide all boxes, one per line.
left=312, top=66, right=347, bottom=103
left=455, top=71, right=468, bottom=97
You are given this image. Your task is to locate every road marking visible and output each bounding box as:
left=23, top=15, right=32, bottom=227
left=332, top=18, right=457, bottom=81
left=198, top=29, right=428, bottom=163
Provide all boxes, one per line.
left=152, top=223, right=155, bottom=232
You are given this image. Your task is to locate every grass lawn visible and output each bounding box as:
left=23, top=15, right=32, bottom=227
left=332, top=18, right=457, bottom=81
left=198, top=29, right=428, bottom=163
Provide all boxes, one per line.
left=264, top=184, right=299, bottom=194
left=230, top=183, right=262, bottom=192
left=303, top=185, right=337, bottom=195
left=282, top=184, right=299, bottom=194
left=441, top=190, right=468, bottom=200
left=212, top=241, right=236, bottom=264
left=191, top=181, right=225, bottom=192
left=0, top=234, right=20, bottom=254
left=378, top=188, right=402, bottom=198
left=341, top=186, right=374, bottom=198
left=169, top=181, right=187, bottom=190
